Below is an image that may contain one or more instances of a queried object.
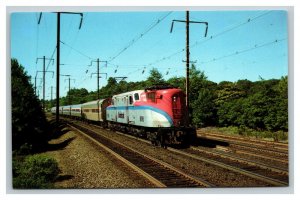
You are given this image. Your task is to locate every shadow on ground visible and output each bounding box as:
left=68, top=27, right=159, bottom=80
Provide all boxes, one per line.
left=55, top=174, right=74, bottom=182
left=47, top=137, right=76, bottom=151
left=43, top=119, right=76, bottom=152
left=193, top=136, right=229, bottom=148
left=48, top=120, right=71, bottom=140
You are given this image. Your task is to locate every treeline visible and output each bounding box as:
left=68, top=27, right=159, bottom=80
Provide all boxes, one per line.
left=11, top=59, right=49, bottom=151
left=12, top=59, right=59, bottom=188
left=47, top=65, right=288, bottom=133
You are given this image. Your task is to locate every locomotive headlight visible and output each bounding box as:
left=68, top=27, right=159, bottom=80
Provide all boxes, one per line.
left=173, top=96, right=177, bottom=102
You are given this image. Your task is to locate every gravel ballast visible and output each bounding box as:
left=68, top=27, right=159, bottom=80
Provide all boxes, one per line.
left=41, top=125, right=153, bottom=188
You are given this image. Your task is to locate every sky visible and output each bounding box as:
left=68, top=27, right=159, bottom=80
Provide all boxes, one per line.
left=10, top=10, right=288, bottom=100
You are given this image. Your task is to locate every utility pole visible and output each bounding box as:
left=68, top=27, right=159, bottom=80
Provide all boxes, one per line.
left=37, top=11, right=82, bottom=120
left=35, top=65, right=54, bottom=110
left=56, top=12, right=61, bottom=124
left=90, top=58, right=107, bottom=122
left=49, top=86, right=56, bottom=108
left=64, top=76, right=75, bottom=106
left=36, top=86, right=42, bottom=100
left=55, top=12, right=83, bottom=124
left=90, top=59, right=107, bottom=100
left=50, top=86, right=53, bottom=108
left=61, top=74, right=71, bottom=103
left=61, top=74, right=72, bottom=116
left=113, top=77, right=128, bottom=82
left=34, top=75, right=42, bottom=95
left=170, top=10, right=208, bottom=125
left=51, top=86, right=53, bottom=105
left=112, top=77, right=128, bottom=91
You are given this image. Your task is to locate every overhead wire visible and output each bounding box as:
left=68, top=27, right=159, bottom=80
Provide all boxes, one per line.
left=37, top=46, right=57, bottom=90
left=200, top=38, right=286, bottom=64
left=60, top=40, right=94, bottom=60
left=189, top=10, right=272, bottom=49
left=54, top=11, right=281, bottom=90
left=63, top=30, right=80, bottom=63
left=120, top=36, right=286, bottom=81
left=144, top=10, right=273, bottom=68
left=35, top=13, right=40, bottom=72
left=42, top=14, right=52, bottom=57
left=108, top=11, right=173, bottom=63
left=110, top=11, right=272, bottom=71
left=121, top=11, right=281, bottom=79
left=106, top=11, right=280, bottom=82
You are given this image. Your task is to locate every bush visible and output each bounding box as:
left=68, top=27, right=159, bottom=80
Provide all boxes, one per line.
left=13, top=154, right=60, bottom=189
left=11, top=58, right=49, bottom=151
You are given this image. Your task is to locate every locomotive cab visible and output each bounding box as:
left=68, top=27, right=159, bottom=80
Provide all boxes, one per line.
left=144, top=85, right=188, bottom=127
left=143, top=85, right=195, bottom=146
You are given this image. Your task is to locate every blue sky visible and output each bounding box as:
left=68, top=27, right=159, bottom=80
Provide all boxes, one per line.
left=10, top=10, right=288, bottom=100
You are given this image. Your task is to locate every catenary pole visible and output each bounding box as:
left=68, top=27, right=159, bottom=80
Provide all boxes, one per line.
left=170, top=11, right=208, bottom=125
left=186, top=11, right=190, bottom=124
left=56, top=12, right=60, bottom=124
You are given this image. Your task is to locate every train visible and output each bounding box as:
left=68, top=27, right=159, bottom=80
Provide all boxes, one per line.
left=51, top=85, right=196, bottom=147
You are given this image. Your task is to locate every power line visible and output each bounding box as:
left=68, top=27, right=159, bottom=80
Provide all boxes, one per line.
left=189, top=10, right=272, bottom=49
left=118, top=38, right=286, bottom=80
left=60, top=40, right=93, bottom=60
left=46, top=46, right=57, bottom=71
left=60, top=63, right=90, bottom=67
left=36, top=13, right=40, bottom=72
left=99, top=11, right=279, bottom=84
left=42, top=15, right=53, bottom=57
left=143, top=10, right=273, bottom=68
left=111, top=11, right=272, bottom=69
left=200, top=38, right=287, bottom=64
left=63, top=29, right=80, bottom=63
left=108, top=11, right=173, bottom=62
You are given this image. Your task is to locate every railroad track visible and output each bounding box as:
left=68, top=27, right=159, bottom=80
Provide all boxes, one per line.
left=66, top=121, right=214, bottom=188
left=95, top=123, right=289, bottom=187
left=109, top=126, right=289, bottom=187
left=198, top=133, right=288, bottom=157
left=197, top=131, right=288, bottom=149
left=185, top=147, right=288, bottom=182
left=229, top=143, right=289, bottom=161
left=233, top=148, right=288, bottom=165
left=190, top=147, right=288, bottom=173
left=63, top=119, right=288, bottom=187
left=168, top=147, right=288, bottom=187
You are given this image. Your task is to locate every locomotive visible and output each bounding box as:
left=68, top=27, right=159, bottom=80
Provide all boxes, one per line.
left=51, top=85, right=196, bottom=147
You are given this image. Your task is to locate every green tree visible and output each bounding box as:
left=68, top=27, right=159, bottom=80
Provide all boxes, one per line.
left=264, top=76, right=288, bottom=131
left=11, top=59, right=48, bottom=151
left=187, top=65, right=217, bottom=126
left=66, top=88, right=89, bottom=104
left=215, top=81, right=246, bottom=106
left=167, top=76, right=185, bottom=90
left=146, top=68, right=165, bottom=86
left=192, top=88, right=217, bottom=127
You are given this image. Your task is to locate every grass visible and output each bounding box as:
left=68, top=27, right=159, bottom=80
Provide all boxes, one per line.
left=205, top=126, right=288, bottom=143
left=13, top=152, right=60, bottom=189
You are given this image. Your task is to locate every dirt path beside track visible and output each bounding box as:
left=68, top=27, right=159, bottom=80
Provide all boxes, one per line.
left=41, top=123, right=152, bottom=189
